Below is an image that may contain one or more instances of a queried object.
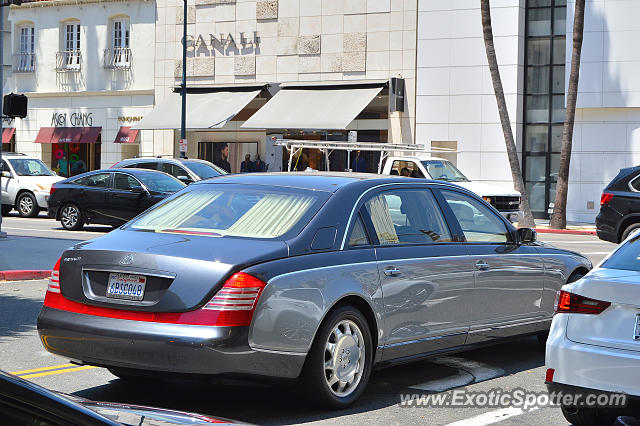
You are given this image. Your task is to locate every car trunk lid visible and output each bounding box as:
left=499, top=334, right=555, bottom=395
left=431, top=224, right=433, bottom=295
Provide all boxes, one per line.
left=58, top=229, right=288, bottom=312
left=566, top=268, right=640, bottom=352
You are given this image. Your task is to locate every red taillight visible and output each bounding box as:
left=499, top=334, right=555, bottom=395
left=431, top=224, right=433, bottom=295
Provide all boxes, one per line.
left=600, top=192, right=614, bottom=206
left=545, top=368, right=555, bottom=383
left=554, top=290, right=610, bottom=314
left=47, top=258, right=61, bottom=294
left=43, top=271, right=267, bottom=327
left=49, top=185, right=57, bottom=196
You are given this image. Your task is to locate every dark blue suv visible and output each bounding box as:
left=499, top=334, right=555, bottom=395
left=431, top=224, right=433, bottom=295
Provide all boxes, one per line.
left=596, top=166, right=640, bottom=243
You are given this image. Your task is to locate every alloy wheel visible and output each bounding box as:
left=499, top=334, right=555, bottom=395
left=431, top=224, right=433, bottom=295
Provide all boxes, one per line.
left=324, top=319, right=366, bottom=397
left=18, top=195, right=34, bottom=216
left=61, top=205, right=79, bottom=229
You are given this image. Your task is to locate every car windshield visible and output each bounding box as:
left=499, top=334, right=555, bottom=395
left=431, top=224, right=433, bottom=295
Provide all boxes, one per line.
left=129, top=185, right=324, bottom=239
left=421, top=160, right=469, bottom=182
left=8, top=159, right=55, bottom=176
left=136, top=173, right=186, bottom=193
left=602, top=233, right=640, bottom=271
left=183, top=161, right=227, bottom=179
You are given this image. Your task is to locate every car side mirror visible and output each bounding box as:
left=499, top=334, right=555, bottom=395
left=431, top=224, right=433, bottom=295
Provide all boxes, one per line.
left=177, top=175, right=193, bottom=184
left=130, top=185, right=146, bottom=194
left=1, top=171, right=11, bottom=178
left=518, top=227, right=537, bottom=244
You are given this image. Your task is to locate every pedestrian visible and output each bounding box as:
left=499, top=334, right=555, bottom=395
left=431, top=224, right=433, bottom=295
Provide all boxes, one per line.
left=240, top=154, right=253, bottom=173
left=214, top=143, right=231, bottom=173
left=351, top=151, right=367, bottom=172
left=253, top=154, right=266, bottom=172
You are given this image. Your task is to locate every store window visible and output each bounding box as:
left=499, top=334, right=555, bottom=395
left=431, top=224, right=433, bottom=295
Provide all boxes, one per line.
left=51, top=138, right=101, bottom=177
left=523, top=0, right=566, bottom=218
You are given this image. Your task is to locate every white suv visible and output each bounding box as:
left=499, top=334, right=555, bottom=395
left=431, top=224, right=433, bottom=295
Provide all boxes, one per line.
left=1, top=153, right=64, bottom=217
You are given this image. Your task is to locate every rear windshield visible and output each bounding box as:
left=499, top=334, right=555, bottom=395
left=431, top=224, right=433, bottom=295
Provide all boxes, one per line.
left=602, top=234, right=640, bottom=271
left=183, top=161, right=226, bottom=179
left=129, top=185, right=327, bottom=239
left=136, top=173, right=186, bottom=193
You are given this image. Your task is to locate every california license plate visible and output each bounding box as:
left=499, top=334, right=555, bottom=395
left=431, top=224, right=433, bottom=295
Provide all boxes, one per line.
left=107, top=273, right=146, bottom=301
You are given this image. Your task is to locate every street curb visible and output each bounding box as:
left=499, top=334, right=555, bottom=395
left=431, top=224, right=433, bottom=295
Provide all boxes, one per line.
left=0, top=270, right=52, bottom=281
left=534, top=228, right=596, bottom=236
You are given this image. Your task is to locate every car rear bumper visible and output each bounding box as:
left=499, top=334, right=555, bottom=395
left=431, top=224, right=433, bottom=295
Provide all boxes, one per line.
left=546, top=315, right=640, bottom=397
left=37, top=306, right=305, bottom=380
left=595, top=212, right=619, bottom=243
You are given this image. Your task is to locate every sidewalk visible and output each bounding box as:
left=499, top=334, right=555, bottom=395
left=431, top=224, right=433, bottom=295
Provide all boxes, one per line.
left=0, top=235, right=81, bottom=280
left=532, top=219, right=596, bottom=235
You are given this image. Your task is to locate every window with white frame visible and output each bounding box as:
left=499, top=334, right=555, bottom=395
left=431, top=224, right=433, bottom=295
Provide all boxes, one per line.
left=110, top=18, right=130, bottom=67
left=18, top=25, right=34, bottom=72
left=63, top=22, right=81, bottom=68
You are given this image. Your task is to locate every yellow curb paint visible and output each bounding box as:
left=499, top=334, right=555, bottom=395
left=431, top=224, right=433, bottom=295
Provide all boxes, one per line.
left=19, top=365, right=96, bottom=379
left=10, top=363, right=76, bottom=375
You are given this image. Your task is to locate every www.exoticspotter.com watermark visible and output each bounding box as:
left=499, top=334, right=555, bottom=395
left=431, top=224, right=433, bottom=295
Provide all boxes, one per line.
left=398, top=388, right=628, bottom=409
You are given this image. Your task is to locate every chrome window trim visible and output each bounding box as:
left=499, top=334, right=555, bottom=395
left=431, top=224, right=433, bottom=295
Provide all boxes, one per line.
left=339, top=181, right=471, bottom=250
left=629, top=175, right=640, bottom=192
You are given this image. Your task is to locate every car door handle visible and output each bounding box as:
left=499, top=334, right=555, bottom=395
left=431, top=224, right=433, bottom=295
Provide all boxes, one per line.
left=475, top=260, right=489, bottom=270
left=383, top=266, right=401, bottom=277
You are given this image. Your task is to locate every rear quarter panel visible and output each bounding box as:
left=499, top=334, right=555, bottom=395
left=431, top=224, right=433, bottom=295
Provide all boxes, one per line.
left=535, top=245, right=592, bottom=316
left=245, top=250, right=382, bottom=355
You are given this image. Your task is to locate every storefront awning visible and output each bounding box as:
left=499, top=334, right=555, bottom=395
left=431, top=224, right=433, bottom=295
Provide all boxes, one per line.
left=241, top=85, right=384, bottom=130
left=113, top=126, right=139, bottom=143
left=34, top=127, right=102, bottom=144
left=132, top=91, right=261, bottom=130
left=2, top=128, right=15, bottom=143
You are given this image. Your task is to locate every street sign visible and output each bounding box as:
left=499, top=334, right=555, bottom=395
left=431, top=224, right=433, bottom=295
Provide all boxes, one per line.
left=179, top=139, right=188, bottom=153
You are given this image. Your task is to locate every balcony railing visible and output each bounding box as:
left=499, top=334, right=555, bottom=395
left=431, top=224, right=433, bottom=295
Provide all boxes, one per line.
left=55, top=50, right=82, bottom=72
left=103, top=47, right=131, bottom=70
left=13, top=53, right=35, bottom=73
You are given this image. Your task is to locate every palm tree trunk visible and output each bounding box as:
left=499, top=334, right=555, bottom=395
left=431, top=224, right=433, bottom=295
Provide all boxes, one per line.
left=480, top=0, right=535, bottom=228
left=549, top=0, right=585, bottom=229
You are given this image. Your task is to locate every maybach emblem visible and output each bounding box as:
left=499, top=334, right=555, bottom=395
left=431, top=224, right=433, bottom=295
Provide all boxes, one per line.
left=119, top=254, right=134, bottom=265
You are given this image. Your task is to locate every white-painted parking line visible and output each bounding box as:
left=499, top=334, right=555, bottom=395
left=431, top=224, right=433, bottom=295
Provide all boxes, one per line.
left=410, top=357, right=504, bottom=392
left=580, top=251, right=611, bottom=255
left=539, top=240, right=605, bottom=244
left=446, top=407, right=539, bottom=426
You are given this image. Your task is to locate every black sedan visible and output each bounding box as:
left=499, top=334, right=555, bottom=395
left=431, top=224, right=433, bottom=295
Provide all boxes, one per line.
left=0, top=369, right=237, bottom=424
left=48, top=168, right=186, bottom=230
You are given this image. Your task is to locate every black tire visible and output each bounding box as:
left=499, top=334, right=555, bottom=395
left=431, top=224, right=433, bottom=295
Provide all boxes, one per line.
left=59, top=203, right=84, bottom=231
left=568, top=271, right=585, bottom=284
left=561, top=405, right=618, bottom=426
left=16, top=192, right=39, bottom=218
left=620, top=223, right=640, bottom=242
left=1, top=205, right=10, bottom=216
left=300, top=305, right=373, bottom=409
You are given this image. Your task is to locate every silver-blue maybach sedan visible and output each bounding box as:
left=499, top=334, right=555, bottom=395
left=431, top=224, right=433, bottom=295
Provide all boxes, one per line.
left=38, top=173, right=591, bottom=408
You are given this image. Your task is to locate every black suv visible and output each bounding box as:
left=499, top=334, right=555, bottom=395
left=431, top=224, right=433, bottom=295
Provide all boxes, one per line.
left=111, top=158, right=226, bottom=184
left=596, top=166, right=640, bottom=243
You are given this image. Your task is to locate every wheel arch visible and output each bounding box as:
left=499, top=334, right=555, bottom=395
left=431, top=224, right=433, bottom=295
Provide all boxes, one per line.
left=616, top=214, right=640, bottom=242
left=568, top=266, right=589, bottom=282
left=14, top=189, right=34, bottom=208
left=321, top=294, right=379, bottom=356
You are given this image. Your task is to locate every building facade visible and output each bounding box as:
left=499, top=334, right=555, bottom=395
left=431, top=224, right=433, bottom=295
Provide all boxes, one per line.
left=7, top=0, right=156, bottom=177
left=416, top=0, right=640, bottom=223
left=140, top=0, right=417, bottom=174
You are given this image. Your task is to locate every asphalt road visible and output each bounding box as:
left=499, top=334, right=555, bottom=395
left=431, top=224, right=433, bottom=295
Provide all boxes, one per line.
left=0, top=215, right=621, bottom=425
